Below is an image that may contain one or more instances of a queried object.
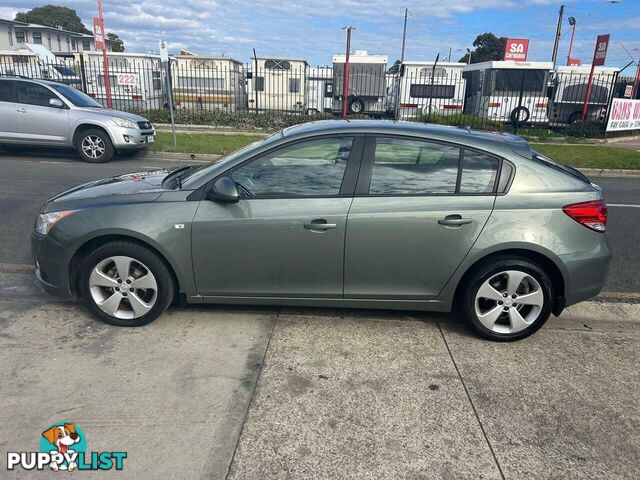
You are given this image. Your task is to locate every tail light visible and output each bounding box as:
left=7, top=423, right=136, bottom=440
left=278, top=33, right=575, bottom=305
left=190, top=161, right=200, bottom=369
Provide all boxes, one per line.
left=563, top=200, right=607, bottom=232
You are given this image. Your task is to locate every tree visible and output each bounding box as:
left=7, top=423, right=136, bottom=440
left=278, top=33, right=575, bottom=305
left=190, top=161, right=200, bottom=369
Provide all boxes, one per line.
left=15, top=5, right=91, bottom=34
left=459, top=33, right=507, bottom=64
left=387, top=59, right=401, bottom=74
left=107, top=32, right=125, bottom=52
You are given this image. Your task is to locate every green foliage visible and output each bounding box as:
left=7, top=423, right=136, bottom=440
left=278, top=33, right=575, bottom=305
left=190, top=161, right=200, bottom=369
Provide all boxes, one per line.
left=133, top=109, right=335, bottom=131
left=412, top=113, right=504, bottom=132
left=106, top=32, right=125, bottom=52
left=459, top=33, right=507, bottom=63
left=565, top=121, right=606, bottom=139
left=15, top=5, right=91, bottom=34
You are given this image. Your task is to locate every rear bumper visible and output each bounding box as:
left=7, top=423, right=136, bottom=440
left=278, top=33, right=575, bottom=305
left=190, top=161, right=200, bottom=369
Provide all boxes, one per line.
left=561, top=238, right=612, bottom=307
left=31, top=231, right=74, bottom=299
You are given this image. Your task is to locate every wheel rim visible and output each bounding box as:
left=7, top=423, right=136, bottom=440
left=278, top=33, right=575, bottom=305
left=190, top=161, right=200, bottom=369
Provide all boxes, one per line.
left=89, top=256, right=158, bottom=320
left=351, top=102, right=362, bottom=113
left=474, top=270, right=544, bottom=334
left=81, top=135, right=105, bottom=159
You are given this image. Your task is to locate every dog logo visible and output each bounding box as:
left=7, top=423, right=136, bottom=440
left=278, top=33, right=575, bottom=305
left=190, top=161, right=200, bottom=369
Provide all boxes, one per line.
left=41, top=423, right=81, bottom=471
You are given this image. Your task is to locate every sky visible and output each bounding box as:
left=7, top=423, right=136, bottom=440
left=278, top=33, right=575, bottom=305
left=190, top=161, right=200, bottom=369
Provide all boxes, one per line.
left=0, top=0, right=638, bottom=73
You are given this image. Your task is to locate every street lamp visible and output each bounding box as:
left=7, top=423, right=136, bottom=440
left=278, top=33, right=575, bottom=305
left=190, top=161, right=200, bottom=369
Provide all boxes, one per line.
left=566, top=16, right=577, bottom=66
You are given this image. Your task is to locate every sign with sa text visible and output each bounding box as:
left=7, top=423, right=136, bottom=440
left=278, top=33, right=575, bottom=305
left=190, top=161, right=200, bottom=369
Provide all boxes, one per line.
left=504, top=39, right=529, bottom=61
left=92, top=17, right=105, bottom=50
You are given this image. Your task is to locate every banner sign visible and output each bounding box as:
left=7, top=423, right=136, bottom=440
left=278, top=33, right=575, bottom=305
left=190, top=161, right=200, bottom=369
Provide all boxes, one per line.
left=93, top=17, right=105, bottom=50
left=504, top=39, right=529, bottom=61
left=592, top=34, right=610, bottom=67
left=606, top=98, right=640, bottom=132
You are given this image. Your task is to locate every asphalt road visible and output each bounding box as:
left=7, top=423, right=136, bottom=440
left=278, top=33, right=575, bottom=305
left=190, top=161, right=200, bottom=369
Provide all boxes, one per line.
left=1, top=148, right=638, bottom=297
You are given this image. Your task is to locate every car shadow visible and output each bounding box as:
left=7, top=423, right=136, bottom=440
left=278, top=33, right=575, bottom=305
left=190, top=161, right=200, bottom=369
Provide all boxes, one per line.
left=0, top=146, right=137, bottom=163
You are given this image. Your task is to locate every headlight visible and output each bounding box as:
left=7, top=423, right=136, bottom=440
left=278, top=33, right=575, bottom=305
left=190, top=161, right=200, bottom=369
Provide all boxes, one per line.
left=34, top=210, right=76, bottom=235
left=111, top=117, right=137, bottom=129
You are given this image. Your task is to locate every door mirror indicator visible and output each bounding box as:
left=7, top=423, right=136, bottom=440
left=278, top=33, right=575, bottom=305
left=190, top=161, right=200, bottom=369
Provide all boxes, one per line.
left=207, top=176, right=239, bottom=203
left=49, top=98, right=64, bottom=108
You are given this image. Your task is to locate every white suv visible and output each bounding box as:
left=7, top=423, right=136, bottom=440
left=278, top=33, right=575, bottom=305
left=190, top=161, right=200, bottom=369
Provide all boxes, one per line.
left=0, top=77, right=155, bottom=163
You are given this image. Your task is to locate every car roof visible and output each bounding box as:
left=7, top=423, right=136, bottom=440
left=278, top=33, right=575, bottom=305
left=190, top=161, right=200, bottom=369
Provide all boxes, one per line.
left=282, top=120, right=531, bottom=157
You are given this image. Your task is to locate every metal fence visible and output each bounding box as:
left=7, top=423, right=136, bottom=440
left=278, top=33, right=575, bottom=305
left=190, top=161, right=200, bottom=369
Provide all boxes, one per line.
left=0, top=54, right=636, bottom=131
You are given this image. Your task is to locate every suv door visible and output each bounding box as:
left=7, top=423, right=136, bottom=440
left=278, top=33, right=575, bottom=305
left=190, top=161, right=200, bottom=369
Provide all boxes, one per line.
left=15, top=81, right=69, bottom=145
left=192, top=135, right=363, bottom=298
left=0, top=80, right=17, bottom=141
left=344, top=135, right=499, bottom=299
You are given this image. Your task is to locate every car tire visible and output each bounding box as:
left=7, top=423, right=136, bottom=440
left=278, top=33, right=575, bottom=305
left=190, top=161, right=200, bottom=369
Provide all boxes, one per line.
left=568, top=111, right=582, bottom=124
left=349, top=97, right=365, bottom=114
left=510, top=106, right=530, bottom=125
left=76, top=128, right=114, bottom=163
left=79, top=241, right=175, bottom=327
left=460, top=257, right=554, bottom=341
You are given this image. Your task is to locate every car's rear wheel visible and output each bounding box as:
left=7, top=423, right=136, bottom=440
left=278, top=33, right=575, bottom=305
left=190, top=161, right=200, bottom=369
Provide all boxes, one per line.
left=461, top=257, right=553, bottom=341
left=79, top=241, right=175, bottom=326
left=76, top=129, right=114, bottom=163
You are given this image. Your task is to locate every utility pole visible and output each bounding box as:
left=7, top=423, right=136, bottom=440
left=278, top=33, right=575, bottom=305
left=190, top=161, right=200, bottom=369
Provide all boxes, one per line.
left=551, top=4, right=564, bottom=68
left=342, top=26, right=354, bottom=119
left=394, top=8, right=409, bottom=120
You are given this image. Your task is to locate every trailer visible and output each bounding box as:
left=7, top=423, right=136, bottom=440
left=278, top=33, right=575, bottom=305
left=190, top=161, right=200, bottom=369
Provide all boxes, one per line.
left=171, top=54, right=245, bottom=112
left=549, top=65, right=619, bottom=125
left=389, top=61, right=466, bottom=119
left=0, top=44, right=80, bottom=85
left=463, top=61, right=552, bottom=124
left=0, top=50, right=42, bottom=78
left=333, top=50, right=387, bottom=116
left=306, top=67, right=333, bottom=115
left=75, top=51, right=164, bottom=110
left=247, top=56, right=308, bottom=113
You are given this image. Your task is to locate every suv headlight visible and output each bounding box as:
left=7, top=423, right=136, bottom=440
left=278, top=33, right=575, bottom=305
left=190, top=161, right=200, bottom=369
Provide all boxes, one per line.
left=35, top=210, right=76, bottom=235
left=111, top=117, right=137, bottom=129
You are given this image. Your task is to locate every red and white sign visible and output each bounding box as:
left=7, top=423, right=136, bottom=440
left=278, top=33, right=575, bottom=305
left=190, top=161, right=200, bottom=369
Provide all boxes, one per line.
left=625, top=85, right=633, bottom=98
left=504, top=39, right=529, bottom=61
left=116, top=73, right=140, bottom=86
left=606, top=98, right=640, bottom=132
left=567, top=57, right=581, bottom=66
left=592, top=34, right=609, bottom=67
left=93, top=16, right=105, bottom=50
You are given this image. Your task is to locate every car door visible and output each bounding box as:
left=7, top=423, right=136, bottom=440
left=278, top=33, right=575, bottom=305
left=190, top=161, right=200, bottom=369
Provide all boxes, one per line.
left=191, top=135, right=363, bottom=298
left=15, top=81, right=69, bottom=145
left=344, top=135, right=499, bottom=300
left=0, top=80, right=17, bottom=141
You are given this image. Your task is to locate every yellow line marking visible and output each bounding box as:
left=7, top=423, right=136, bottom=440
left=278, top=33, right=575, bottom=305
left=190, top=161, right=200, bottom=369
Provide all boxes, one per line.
left=0, top=263, right=34, bottom=271
left=598, top=291, right=640, bottom=299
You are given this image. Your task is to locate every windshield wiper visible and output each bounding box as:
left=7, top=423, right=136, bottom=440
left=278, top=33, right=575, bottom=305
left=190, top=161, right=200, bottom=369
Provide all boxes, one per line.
left=161, top=166, right=192, bottom=189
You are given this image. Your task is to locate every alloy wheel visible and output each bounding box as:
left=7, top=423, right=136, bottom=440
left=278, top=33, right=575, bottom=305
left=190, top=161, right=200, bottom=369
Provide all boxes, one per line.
left=474, top=270, right=544, bottom=334
left=89, top=256, right=158, bottom=319
left=81, top=135, right=106, bottom=160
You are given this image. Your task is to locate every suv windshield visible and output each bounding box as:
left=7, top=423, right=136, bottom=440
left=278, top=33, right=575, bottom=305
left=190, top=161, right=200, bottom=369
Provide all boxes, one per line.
left=53, top=65, right=78, bottom=76
left=48, top=83, right=102, bottom=108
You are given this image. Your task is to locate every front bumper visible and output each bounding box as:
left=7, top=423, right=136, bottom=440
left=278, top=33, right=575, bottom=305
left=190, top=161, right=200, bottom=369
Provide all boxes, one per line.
left=109, top=126, right=156, bottom=149
left=31, top=231, right=74, bottom=299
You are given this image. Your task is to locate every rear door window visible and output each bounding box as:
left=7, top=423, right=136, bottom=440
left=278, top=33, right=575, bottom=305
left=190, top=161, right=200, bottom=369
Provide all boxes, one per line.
left=459, top=150, right=500, bottom=193
left=0, top=80, right=16, bottom=102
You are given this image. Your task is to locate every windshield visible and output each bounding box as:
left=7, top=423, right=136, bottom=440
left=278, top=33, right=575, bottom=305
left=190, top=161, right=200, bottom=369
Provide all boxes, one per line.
left=180, top=133, right=281, bottom=187
left=53, top=65, right=78, bottom=76
left=49, top=83, right=102, bottom=108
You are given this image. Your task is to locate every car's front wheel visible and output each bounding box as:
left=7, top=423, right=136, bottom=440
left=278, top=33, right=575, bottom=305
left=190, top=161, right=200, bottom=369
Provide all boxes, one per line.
left=76, top=129, right=114, bottom=163
left=79, top=241, right=175, bottom=326
left=461, top=257, right=553, bottom=341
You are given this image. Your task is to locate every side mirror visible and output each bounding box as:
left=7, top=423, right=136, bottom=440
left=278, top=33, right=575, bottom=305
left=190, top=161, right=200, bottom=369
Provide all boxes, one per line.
left=207, top=176, right=239, bottom=203
left=49, top=98, right=64, bottom=108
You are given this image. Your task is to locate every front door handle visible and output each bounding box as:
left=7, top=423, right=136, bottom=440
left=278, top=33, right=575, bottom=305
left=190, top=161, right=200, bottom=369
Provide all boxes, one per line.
left=304, top=219, right=337, bottom=232
left=438, top=215, right=472, bottom=227
left=17, top=107, right=27, bottom=113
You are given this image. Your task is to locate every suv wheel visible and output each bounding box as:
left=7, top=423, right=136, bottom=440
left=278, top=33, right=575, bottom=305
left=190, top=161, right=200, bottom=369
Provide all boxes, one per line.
left=461, top=257, right=553, bottom=341
left=76, top=129, right=114, bottom=163
left=79, top=241, right=175, bottom=326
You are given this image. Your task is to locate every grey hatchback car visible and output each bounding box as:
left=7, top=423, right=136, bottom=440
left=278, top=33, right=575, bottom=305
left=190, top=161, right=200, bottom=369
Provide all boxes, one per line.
left=31, top=121, right=611, bottom=340
left=0, top=77, right=155, bottom=163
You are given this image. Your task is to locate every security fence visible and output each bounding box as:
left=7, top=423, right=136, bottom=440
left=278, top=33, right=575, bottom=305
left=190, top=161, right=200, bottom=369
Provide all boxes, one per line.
left=0, top=53, right=636, bottom=133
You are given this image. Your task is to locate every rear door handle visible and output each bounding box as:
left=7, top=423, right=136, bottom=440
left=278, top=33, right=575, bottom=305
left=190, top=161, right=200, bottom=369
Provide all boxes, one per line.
left=438, top=215, right=472, bottom=227
left=17, top=108, right=26, bottom=113
left=304, top=219, right=337, bottom=232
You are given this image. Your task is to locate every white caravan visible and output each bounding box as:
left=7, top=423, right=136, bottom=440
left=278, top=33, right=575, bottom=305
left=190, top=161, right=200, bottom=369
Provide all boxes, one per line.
left=247, top=56, right=308, bottom=113
left=391, top=61, right=466, bottom=118
left=76, top=51, right=164, bottom=110
left=550, top=65, right=619, bottom=125
left=171, top=54, right=246, bottom=112
left=306, top=67, right=333, bottom=114
left=0, top=44, right=80, bottom=85
left=332, top=51, right=387, bottom=116
left=463, top=61, right=552, bottom=124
